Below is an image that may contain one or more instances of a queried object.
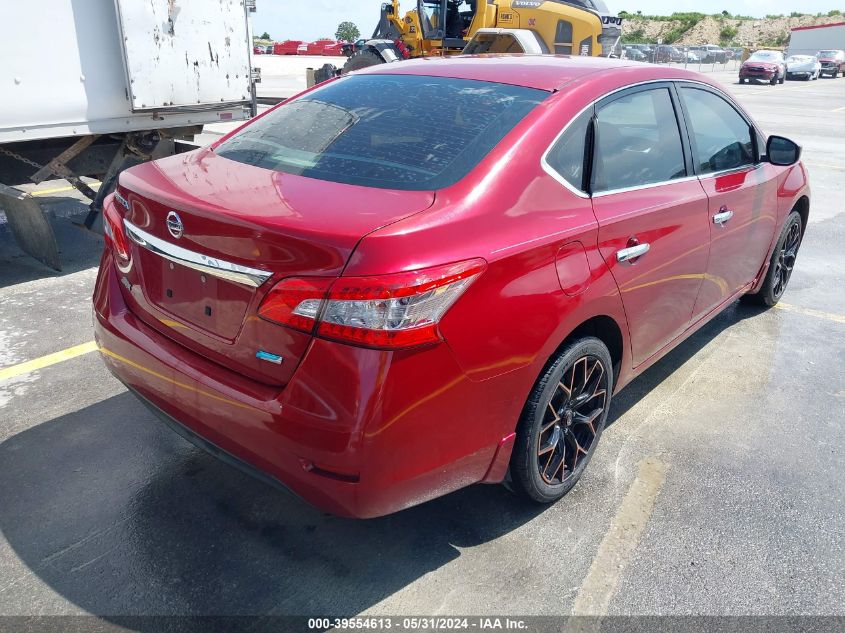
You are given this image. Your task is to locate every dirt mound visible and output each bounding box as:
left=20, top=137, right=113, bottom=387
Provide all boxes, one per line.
left=622, top=13, right=845, bottom=47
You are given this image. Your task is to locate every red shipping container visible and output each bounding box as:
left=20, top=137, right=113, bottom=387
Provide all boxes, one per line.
left=274, top=40, right=302, bottom=55
left=306, top=39, right=334, bottom=55
left=322, top=42, right=346, bottom=56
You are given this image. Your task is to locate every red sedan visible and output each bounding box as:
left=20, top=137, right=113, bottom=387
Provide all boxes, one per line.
left=739, top=50, right=786, bottom=84
left=94, top=56, right=809, bottom=518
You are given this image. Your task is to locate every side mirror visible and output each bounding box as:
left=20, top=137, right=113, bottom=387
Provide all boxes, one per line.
left=766, top=135, right=802, bottom=166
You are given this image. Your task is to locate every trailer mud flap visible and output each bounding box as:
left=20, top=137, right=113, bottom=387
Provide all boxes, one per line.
left=0, top=184, right=60, bottom=270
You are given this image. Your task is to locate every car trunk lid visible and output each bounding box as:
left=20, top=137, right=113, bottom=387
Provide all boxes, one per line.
left=116, top=149, right=435, bottom=386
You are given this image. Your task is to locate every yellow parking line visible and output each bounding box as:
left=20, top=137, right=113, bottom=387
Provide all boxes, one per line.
left=569, top=458, right=668, bottom=617
left=0, top=341, right=99, bottom=381
left=775, top=302, right=845, bottom=325
left=29, top=182, right=100, bottom=198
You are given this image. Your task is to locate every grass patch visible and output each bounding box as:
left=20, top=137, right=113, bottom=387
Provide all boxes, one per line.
left=719, top=25, right=738, bottom=46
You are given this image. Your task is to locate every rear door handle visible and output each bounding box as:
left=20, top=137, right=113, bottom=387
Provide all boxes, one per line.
left=713, top=209, right=734, bottom=225
left=616, top=243, right=650, bottom=263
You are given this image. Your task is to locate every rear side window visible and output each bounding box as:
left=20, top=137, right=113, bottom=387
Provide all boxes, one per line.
left=215, top=75, right=547, bottom=191
left=591, top=88, right=686, bottom=193
left=545, top=109, right=591, bottom=192
left=679, top=88, right=754, bottom=174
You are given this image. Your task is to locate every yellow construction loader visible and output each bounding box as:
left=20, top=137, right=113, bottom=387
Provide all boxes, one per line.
left=341, top=0, right=623, bottom=73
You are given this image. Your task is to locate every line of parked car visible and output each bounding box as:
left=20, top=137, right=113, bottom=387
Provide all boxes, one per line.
left=739, top=49, right=845, bottom=84
left=622, top=44, right=742, bottom=64
left=621, top=44, right=845, bottom=85
left=253, top=39, right=348, bottom=57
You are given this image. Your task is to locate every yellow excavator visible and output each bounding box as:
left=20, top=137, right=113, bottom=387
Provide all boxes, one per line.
left=340, top=0, right=623, bottom=73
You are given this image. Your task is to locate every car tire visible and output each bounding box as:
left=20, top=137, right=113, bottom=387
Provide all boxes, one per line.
left=779, top=73, right=785, bottom=84
left=743, top=211, right=803, bottom=307
left=510, top=337, right=613, bottom=504
left=739, top=77, right=745, bottom=84
left=770, top=73, right=778, bottom=85
left=341, top=49, right=386, bottom=74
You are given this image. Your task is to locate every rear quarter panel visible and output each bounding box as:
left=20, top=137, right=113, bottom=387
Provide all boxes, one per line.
left=344, top=80, right=636, bottom=442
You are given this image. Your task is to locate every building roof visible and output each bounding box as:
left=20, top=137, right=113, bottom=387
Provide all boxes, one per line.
left=791, top=21, right=845, bottom=32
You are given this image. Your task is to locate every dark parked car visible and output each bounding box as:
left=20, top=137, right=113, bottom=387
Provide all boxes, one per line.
left=622, top=46, right=647, bottom=61
left=342, top=39, right=367, bottom=57
left=627, top=44, right=654, bottom=60
left=95, top=56, right=809, bottom=518
left=654, top=45, right=683, bottom=63
left=817, top=50, right=845, bottom=77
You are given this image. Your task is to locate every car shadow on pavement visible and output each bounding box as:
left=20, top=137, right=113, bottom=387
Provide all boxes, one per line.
left=0, top=300, right=769, bottom=623
left=0, top=390, right=546, bottom=621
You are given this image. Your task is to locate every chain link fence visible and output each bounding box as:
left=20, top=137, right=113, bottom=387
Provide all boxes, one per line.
left=620, top=44, right=748, bottom=73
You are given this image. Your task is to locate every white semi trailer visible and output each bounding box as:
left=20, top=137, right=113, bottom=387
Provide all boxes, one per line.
left=787, top=21, right=845, bottom=55
left=0, top=0, right=258, bottom=269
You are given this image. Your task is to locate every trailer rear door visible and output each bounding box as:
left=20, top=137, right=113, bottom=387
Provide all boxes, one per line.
left=114, top=0, right=252, bottom=111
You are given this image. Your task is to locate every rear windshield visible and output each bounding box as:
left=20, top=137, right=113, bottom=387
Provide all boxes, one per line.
left=215, top=74, right=547, bottom=191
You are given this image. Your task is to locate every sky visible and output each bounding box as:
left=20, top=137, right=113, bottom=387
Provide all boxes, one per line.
left=252, top=1, right=845, bottom=42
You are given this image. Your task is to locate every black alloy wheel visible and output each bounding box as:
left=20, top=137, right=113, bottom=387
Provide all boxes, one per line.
left=772, top=217, right=802, bottom=300
left=510, top=337, right=613, bottom=503
left=744, top=211, right=803, bottom=307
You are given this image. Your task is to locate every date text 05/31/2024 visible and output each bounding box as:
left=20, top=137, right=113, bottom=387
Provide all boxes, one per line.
left=307, top=617, right=529, bottom=630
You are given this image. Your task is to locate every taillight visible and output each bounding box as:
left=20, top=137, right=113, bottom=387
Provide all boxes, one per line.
left=257, top=259, right=486, bottom=349
left=103, top=197, right=131, bottom=262
left=257, top=277, right=332, bottom=333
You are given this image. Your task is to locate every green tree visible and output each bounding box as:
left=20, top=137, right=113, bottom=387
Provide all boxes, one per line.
left=260, top=31, right=271, bottom=40
left=335, top=21, right=360, bottom=42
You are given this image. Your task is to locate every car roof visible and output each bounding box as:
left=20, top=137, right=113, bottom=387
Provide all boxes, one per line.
left=352, top=54, right=710, bottom=92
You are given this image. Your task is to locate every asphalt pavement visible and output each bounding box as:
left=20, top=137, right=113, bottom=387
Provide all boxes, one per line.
left=0, top=68, right=843, bottom=624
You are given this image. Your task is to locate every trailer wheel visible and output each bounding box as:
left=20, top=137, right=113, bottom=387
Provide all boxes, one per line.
left=342, top=49, right=387, bottom=74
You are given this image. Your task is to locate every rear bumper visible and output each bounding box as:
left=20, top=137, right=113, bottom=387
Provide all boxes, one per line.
left=93, top=253, right=513, bottom=518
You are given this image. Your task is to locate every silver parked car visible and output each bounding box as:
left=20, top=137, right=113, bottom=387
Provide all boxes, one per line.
left=683, top=49, right=702, bottom=63
left=786, top=55, right=821, bottom=80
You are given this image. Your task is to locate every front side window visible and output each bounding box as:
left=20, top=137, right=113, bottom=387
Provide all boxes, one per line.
left=216, top=75, right=547, bottom=191
left=679, top=87, right=754, bottom=174
left=591, top=88, right=686, bottom=193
